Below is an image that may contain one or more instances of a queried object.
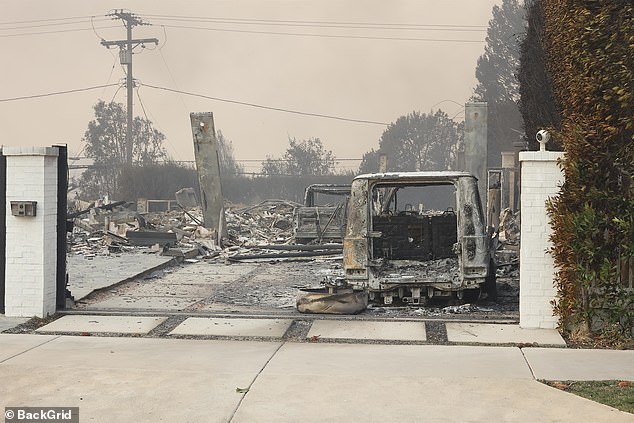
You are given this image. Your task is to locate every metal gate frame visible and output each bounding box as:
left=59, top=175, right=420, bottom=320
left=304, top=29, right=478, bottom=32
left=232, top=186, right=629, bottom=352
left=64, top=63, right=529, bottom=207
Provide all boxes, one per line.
left=0, top=149, right=5, bottom=314
left=55, top=145, right=68, bottom=309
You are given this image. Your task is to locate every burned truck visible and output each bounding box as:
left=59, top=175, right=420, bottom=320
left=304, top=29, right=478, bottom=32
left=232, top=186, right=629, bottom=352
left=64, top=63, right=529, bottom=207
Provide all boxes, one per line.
left=342, top=171, right=496, bottom=306
left=293, top=184, right=351, bottom=244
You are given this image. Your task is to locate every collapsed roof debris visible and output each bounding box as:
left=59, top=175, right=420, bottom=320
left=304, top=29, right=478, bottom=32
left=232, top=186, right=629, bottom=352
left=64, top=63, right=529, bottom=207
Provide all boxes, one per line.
left=499, top=208, right=520, bottom=244
left=225, top=200, right=299, bottom=246
left=68, top=197, right=340, bottom=262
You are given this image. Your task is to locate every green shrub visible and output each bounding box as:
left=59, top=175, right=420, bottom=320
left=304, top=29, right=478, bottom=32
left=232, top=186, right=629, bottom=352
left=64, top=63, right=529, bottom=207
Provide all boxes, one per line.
left=543, top=0, right=634, bottom=340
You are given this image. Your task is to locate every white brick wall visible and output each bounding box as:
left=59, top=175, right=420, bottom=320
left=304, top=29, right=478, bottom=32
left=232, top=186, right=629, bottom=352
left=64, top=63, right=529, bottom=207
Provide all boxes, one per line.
left=3, top=147, right=59, bottom=317
left=519, top=151, right=565, bottom=329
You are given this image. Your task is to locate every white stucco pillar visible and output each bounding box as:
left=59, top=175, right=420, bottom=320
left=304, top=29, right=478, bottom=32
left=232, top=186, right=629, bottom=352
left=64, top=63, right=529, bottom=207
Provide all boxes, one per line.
left=519, top=147, right=564, bottom=329
left=3, top=147, right=59, bottom=317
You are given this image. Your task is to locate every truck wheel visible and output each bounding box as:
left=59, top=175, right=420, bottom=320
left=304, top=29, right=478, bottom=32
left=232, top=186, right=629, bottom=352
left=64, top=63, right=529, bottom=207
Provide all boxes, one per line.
left=485, top=258, right=497, bottom=301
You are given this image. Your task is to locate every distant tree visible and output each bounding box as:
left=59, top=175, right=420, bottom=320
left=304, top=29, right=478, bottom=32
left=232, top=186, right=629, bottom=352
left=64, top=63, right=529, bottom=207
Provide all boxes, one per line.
left=80, top=100, right=167, bottom=199
left=358, top=149, right=381, bottom=174
left=359, top=110, right=461, bottom=173
left=216, top=130, right=243, bottom=176
left=517, top=0, right=562, bottom=151
left=117, top=161, right=198, bottom=200
left=262, top=137, right=335, bottom=176
left=473, top=0, right=526, bottom=166
left=261, top=156, right=285, bottom=176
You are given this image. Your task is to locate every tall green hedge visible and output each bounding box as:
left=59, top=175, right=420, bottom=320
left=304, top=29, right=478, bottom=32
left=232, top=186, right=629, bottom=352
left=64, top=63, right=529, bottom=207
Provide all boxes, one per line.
left=543, top=0, right=634, bottom=339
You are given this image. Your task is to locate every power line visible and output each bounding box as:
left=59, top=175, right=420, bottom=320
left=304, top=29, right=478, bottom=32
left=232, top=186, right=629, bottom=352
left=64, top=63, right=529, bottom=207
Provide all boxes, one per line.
left=0, top=15, right=103, bottom=25
left=0, top=83, right=120, bottom=102
left=430, top=99, right=464, bottom=109
left=92, top=15, right=120, bottom=100
left=0, top=81, right=387, bottom=127
left=140, top=83, right=389, bottom=126
left=143, top=14, right=487, bottom=29
left=0, top=13, right=486, bottom=42
left=146, top=15, right=486, bottom=32
left=134, top=86, right=151, bottom=122
left=157, top=26, right=191, bottom=112
left=109, top=82, right=124, bottom=103
left=90, top=15, right=108, bottom=41
left=0, top=14, right=486, bottom=30
left=134, top=84, right=183, bottom=161
left=0, top=25, right=120, bottom=38
left=156, top=24, right=484, bottom=43
left=0, top=17, right=110, bottom=31
left=146, top=14, right=485, bottom=42
left=100, top=57, right=118, bottom=98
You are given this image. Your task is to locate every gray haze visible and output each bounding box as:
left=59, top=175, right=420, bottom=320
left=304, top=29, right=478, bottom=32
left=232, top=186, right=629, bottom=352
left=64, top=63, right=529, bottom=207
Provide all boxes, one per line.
left=0, top=0, right=501, bottom=172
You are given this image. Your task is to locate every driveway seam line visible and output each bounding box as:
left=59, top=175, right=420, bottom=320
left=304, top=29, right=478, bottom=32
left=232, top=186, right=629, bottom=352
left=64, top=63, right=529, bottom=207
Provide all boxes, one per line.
left=228, top=341, right=286, bottom=422
left=184, top=264, right=263, bottom=313
left=520, top=347, right=537, bottom=379
left=0, top=335, right=61, bottom=364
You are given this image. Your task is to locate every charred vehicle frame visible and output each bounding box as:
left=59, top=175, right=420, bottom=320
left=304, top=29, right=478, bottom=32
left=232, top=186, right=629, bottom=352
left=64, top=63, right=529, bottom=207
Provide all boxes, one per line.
left=293, top=184, right=351, bottom=244
left=342, top=171, right=496, bottom=306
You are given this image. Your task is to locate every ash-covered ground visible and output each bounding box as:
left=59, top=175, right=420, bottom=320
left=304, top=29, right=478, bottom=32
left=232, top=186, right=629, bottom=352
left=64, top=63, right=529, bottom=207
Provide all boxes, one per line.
left=75, top=254, right=519, bottom=321
left=68, top=199, right=520, bottom=321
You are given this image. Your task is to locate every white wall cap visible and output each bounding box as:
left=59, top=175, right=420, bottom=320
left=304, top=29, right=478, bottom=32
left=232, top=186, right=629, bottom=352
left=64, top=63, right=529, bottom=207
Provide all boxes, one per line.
left=2, top=146, right=59, bottom=157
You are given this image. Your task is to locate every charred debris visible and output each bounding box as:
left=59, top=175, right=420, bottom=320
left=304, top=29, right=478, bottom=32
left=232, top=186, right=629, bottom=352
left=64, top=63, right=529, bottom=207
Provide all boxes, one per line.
left=67, top=194, right=342, bottom=263
left=67, top=183, right=520, bottom=313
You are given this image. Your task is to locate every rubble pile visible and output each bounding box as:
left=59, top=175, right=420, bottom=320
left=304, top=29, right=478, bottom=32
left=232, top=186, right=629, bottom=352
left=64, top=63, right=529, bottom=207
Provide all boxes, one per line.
left=498, top=208, right=520, bottom=245
left=495, top=207, right=520, bottom=279
left=68, top=200, right=146, bottom=257
left=68, top=198, right=341, bottom=262
left=224, top=200, right=299, bottom=246
left=376, top=258, right=461, bottom=283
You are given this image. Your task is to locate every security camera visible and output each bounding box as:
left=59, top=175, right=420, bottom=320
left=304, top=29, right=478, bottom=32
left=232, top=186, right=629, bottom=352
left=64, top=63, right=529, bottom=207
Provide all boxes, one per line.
left=536, top=129, right=550, bottom=143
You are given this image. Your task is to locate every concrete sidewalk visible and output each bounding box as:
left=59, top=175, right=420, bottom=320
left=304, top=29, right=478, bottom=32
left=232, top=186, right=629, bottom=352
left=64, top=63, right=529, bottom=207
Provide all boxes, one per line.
left=1, top=334, right=632, bottom=422
left=31, top=313, right=567, bottom=347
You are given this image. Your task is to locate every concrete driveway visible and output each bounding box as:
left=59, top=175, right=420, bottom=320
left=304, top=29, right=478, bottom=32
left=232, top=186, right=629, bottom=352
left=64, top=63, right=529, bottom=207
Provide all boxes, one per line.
left=1, top=334, right=632, bottom=422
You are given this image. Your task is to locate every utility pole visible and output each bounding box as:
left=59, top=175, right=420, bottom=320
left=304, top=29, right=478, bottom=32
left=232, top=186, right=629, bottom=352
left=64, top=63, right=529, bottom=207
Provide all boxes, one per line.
left=100, top=10, right=158, bottom=164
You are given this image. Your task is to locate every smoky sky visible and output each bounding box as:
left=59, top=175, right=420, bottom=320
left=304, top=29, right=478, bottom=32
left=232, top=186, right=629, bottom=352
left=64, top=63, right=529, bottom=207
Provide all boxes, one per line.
left=0, top=0, right=501, bottom=172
